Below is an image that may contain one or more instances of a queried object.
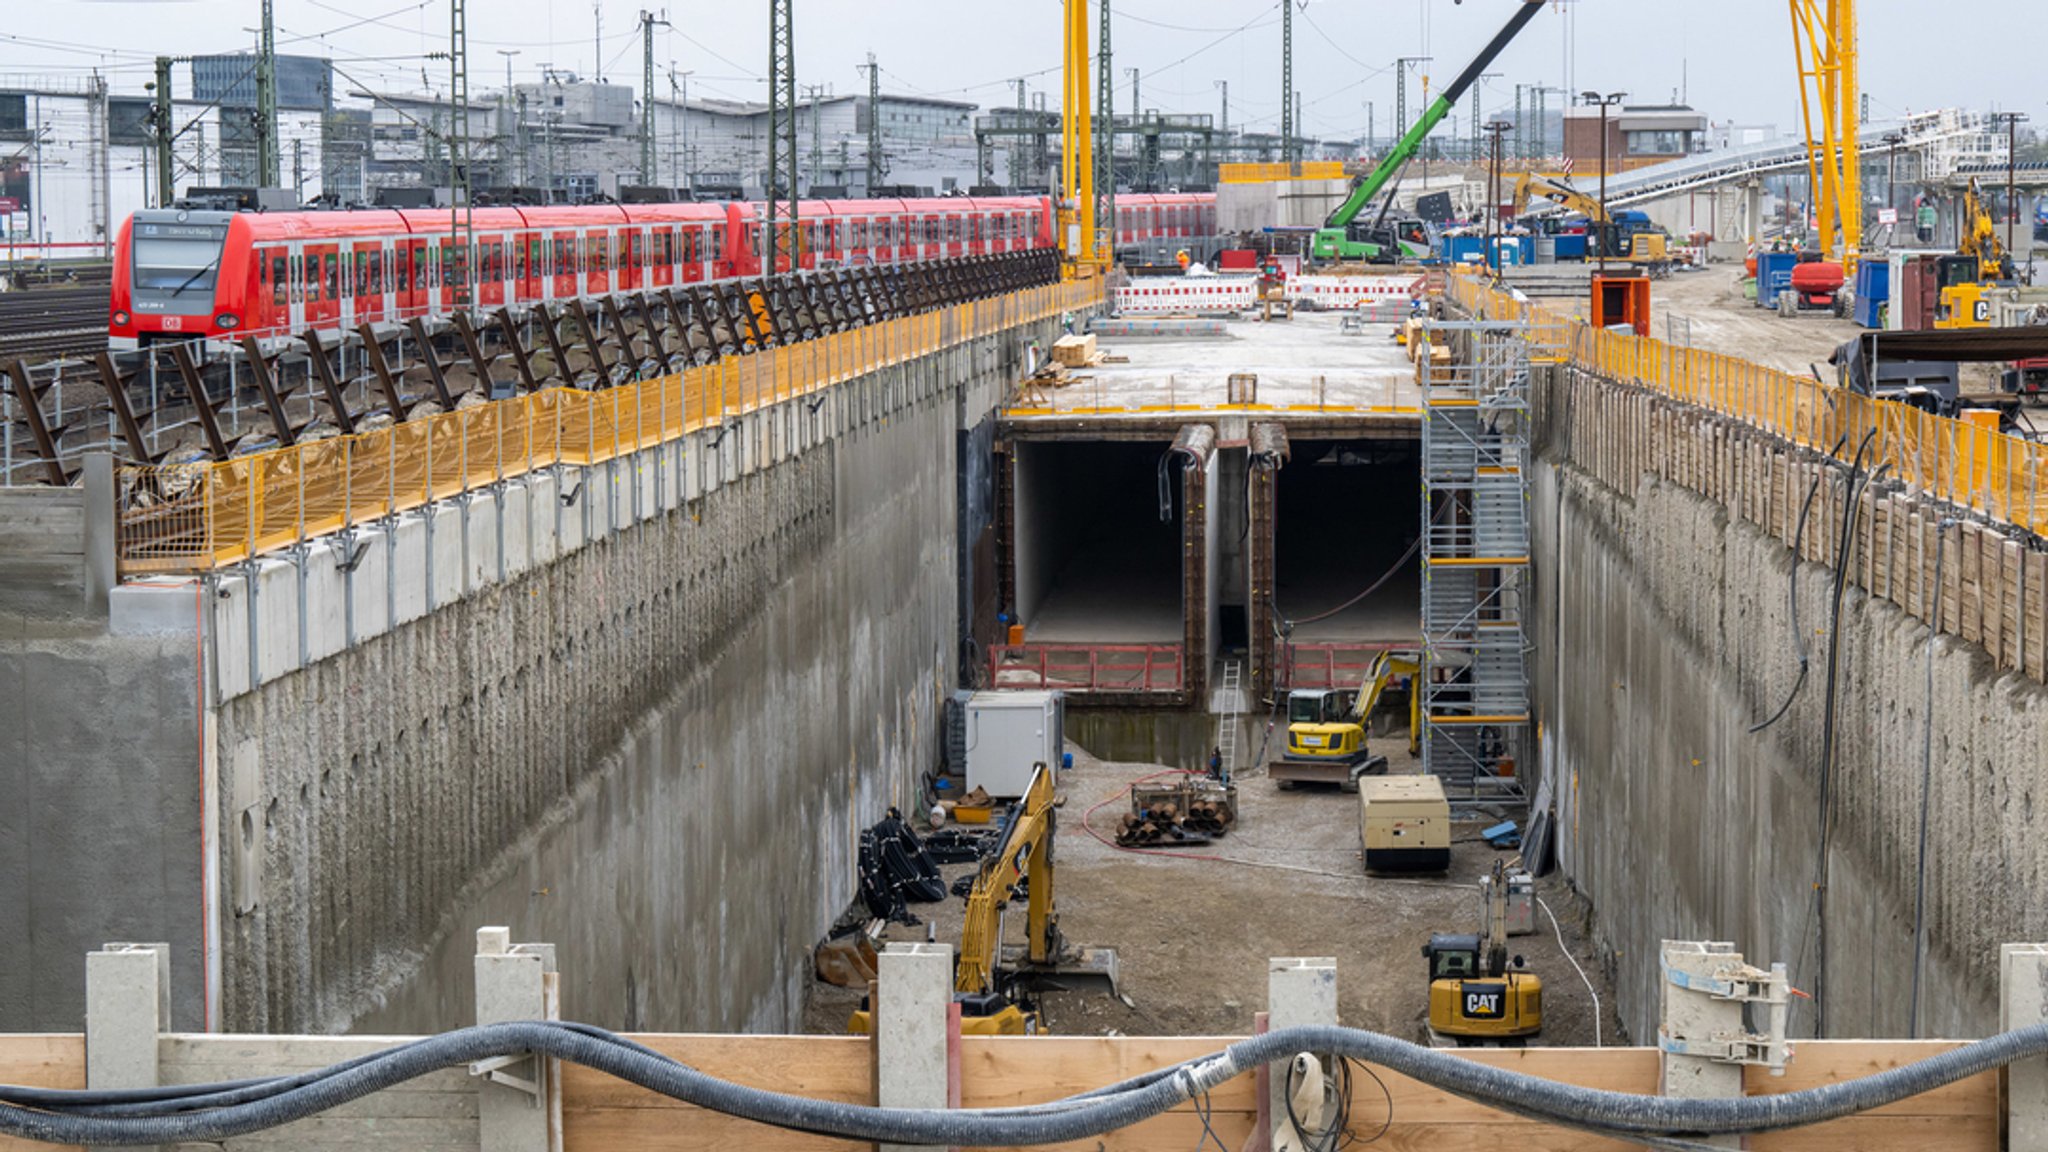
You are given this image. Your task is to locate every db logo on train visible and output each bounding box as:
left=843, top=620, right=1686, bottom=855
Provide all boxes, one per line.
left=1462, top=985, right=1506, bottom=1018
left=162, top=316, right=183, bottom=331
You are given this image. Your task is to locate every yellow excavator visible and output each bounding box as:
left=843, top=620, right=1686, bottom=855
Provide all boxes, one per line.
left=1270, top=650, right=1420, bottom=791
left=1511, top=172, right=1672, bottom=275
left=847, top=764, right=1118, bottom=1035
left=1935, top=178, right=2015, bottom=330
left=1424, top=859, right=1543, bottom=1044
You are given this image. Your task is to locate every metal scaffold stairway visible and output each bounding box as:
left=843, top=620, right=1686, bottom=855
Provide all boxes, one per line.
left=1419, top=322, right=1531, bottom=800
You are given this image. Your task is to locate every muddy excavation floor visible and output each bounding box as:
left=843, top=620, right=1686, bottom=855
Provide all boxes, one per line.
left=804, top=742, right=1623, bottom=1047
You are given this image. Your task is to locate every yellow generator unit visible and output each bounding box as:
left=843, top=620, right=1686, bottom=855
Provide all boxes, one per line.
left=1357, top=774, right=1450, bottom=873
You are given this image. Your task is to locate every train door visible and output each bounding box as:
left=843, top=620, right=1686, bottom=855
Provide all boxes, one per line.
left=549, top=231, right=575, bottom=300
left=471, top=233, right=496, bottom=309
left=512, top=230, right=535, bottom=305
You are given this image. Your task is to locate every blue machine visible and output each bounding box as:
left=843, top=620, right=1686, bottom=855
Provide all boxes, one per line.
left=1853, top=261, right=1890, bottom=328
left=1756, top=251, right=1799, bottom=309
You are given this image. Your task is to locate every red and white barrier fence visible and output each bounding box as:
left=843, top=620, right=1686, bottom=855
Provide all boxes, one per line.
left=1114, top=276, right=1260, bottom=315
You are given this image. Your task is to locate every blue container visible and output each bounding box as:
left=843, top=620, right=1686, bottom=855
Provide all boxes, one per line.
left=1517, top=236, right=1536, bottom=264
left=1757, top=252, right=1799, bottom=308
left=1490, top=237, right=1523, bottom=267
left=1443, top=235, right=1486, bottom=265
left=1853, top=261, right=1890, bottom=328
left=1553, top=233, right=1589, bottom=262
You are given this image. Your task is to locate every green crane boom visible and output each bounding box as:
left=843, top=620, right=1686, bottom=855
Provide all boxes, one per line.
left=1312, top=0, right=1546, bottom=263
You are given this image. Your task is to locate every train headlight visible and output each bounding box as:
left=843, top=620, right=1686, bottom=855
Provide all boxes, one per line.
left=112, top=310, right=130, bottom=327
left=215, top=313, right=240, bottom=330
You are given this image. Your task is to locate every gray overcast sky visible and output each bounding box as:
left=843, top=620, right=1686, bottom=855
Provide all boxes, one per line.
left=1, top=1, right=2031, bottom=140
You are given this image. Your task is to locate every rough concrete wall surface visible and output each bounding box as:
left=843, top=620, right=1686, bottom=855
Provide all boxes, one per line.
left=211, top=325, right=1058, bottom=1035
left=0, top=618, right=204, bottom=1032
left=1532, top=370, right=2048, bottom=1044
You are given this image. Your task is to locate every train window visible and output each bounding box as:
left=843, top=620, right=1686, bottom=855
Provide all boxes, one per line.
left=271, top=256, right=286, bottom=306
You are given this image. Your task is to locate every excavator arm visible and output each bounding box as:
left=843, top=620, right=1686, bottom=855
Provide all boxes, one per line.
left=956, top=764, right=1058, bottom=995
left=1511, top=172, right=1609, bottom=224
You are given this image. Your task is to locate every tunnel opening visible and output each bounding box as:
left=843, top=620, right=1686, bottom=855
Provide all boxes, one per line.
left=1269, top=438, right=1422, bottom=649
left=1011, top=438, right=1188, bottom=644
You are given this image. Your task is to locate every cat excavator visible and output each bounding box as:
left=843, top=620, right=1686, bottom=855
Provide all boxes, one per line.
left=847, top=764, right=1118, bottom=1035
left=1511, top=172, right=1672, bottom=275
left=1424, top=858, right=1544, bottom=1044
left=1935, top=178, right=2015, bottom=330
left=1269, top=650, right=1421, bottom=791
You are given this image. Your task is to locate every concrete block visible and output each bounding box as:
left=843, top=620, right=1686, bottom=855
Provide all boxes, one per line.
left=390, top=514, right=429, bottom=627
left=211, top=572, right=251, bottom=700
left=303, top=541, right=347, bottom=665
left=2004, top=944, right=2048, bottom=1150
left=82, top=454, right=114, bottom=615
left=252, top=557, right=300, bottom=688
left=474, top=928, right=558, bottom=1152
left=876, top=942, right=952, bottom=1152
left=427, top=502, right=465, bottom=607
left=634, top=449, right=657, bottom=523
left=348, top=524, right=393, bottom=644
left=1659, top=941, right=1744, bottom=1149
left=502, top=481, right=534, bottom=579
left=526, top=470, right=562, bottom=566
left=466, top=494, right=498, bottom=594
left=1267, top=956, right=1338, bottom=1146
left=557, top=468, right=589, bottom=554
left=109, top=578, right=202, bottom=636
left=87, top=941, right=170, bottom=1151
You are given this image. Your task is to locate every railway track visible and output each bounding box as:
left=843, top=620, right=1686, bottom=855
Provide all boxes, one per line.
left=0, top=286, right=110, bottom=363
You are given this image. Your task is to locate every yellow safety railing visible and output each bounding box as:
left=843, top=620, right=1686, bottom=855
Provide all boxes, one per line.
left=1447, top=271, right=2048, bottom=535
left=118, top=281, right=1103, bottom=573
left=1217, top=161, right=1348, bottom=184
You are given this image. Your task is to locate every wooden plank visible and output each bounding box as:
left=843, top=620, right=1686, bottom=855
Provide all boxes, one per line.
left=1748, top=1040, right=1998, bottom=1152
left=1957, top=524, right=1974, bottom=639
left=162, top=1036, right=478, bottom=1151
left=2029, top=549, right=2047, bottom=682
left=0, top=1035, right=84, bottom=1152
left=2004, top=540, right=2025, bottom=673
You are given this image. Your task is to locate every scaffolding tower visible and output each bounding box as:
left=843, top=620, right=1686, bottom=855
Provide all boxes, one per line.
left=1419, top=321, right=1531, bottom=801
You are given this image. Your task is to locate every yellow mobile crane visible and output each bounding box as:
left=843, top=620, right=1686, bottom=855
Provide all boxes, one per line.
left=1935, top=178, right=2015, bottom=330
left=847, top=764, right=1118, bottom=1035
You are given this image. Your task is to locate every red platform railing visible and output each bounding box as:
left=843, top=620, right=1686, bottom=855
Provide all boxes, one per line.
left=988, top=644, right=1184, bottom=693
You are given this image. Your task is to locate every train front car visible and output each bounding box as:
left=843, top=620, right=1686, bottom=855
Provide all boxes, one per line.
left=111, top=209, right=245, bottom=352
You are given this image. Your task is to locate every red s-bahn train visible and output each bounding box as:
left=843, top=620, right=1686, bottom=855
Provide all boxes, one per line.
left=110, top=192, right=1217, bottom=352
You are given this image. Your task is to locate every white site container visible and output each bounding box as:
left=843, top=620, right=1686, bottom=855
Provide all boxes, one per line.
left=964, top=690, right=1065, bottom=798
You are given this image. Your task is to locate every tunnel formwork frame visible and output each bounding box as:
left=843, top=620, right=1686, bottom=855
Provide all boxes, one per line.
left=1419, top=321, right=1531, bottom=800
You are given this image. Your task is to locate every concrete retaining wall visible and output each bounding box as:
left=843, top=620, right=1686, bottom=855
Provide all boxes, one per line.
left=211, top=321, right=1061, bottom=1034
left=1531, top=366, right=2048, bottom=1043
left=0, top=308, right=1069, bottom=1037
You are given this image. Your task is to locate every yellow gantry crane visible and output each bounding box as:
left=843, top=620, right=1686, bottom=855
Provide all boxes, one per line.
left=1789, top=0, right=1860, bottom=271
left=1060, top=0, right=1106, bottom=279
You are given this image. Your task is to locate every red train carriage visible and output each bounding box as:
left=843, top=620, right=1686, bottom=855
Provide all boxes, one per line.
left=112, top=191, right=1211, bottom=351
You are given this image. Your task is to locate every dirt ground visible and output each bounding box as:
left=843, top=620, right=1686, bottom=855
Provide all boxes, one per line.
left=803, top=742, right=1624, bottom=1047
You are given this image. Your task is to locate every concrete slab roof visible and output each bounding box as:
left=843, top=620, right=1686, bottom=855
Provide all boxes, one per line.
left=1003, top=311, right=1422, bottom=438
